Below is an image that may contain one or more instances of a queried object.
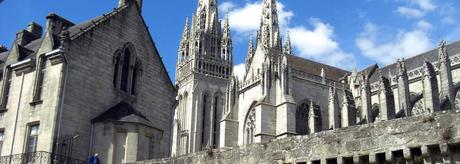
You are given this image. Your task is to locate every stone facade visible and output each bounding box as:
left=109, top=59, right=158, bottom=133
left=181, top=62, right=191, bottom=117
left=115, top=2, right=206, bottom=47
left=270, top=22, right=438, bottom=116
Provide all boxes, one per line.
left=0, top=0, right=175, bottom=163
left=170, top=0, right=460, bottom=163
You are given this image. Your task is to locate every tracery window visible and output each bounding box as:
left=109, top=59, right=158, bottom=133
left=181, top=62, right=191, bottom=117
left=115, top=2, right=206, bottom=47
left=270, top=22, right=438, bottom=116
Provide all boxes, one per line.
left=113, top=44, right=139, bottom=95
left=296, top=102, right=309, bottom=135
left=244, top=108, right=255, bottom=145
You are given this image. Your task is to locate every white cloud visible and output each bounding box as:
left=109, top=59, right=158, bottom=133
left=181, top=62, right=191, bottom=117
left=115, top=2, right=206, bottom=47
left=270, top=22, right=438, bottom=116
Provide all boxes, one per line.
left=416, top=20, right=432, bottom=30
left=288, top=19, right=355, bottom=69
left=396, top=7, right=425, bottom=18
left=219, top=2, right=236, bottom=15
left=233, top=63, right=246, bottom=81
left=407, top=0, right=436, bottom=11
left=226, top=2, right=353, bottom=69
left=356, top=22, right=432, bottom=65
left=226, top=1, right=293, bottom=37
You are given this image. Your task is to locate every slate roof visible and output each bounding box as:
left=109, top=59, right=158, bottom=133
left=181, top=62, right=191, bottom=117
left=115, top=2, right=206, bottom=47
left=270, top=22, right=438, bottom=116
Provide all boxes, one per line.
left=287, top=55, right=350, bottom=81
left=91, top=102, right=156, bottom=128
left=67, top=5, right=128, bottom=40
left=363, top=40, right=460, bottom=83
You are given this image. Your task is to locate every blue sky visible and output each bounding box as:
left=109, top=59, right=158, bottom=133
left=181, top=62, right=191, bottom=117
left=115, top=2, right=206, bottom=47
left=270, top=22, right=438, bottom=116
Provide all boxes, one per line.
left=1, top=0, right=459, bottom=80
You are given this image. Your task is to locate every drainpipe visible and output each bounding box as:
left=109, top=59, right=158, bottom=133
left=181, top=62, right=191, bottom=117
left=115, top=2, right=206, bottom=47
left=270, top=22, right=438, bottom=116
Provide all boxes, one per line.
left=9, top=72, right=25, bottom=163
left=88, top=124, right=94, bottom=158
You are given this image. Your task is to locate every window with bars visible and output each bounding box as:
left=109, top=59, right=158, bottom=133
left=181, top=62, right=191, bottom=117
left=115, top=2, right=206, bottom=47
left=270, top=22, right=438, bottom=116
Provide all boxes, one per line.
left=0, top=130, right=4, bottom=156
left=26, top=124, right=39, bottom=153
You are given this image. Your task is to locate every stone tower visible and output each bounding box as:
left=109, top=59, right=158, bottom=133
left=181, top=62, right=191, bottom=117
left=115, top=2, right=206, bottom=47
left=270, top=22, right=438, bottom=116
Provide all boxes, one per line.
left=172, top=0, right=233, bottom=156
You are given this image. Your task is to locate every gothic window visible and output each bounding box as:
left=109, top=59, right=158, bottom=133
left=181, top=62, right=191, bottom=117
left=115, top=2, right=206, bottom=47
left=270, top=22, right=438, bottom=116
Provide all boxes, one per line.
left=131, top=60, right=141, bottom=95
left=200, top=94, right=208, bottom=150
left=120, top=49, right=131, bottom=91
left=296, top=102, right=309, bottom=135
left=371, top=104, right=380, bottom=123
left=0, top=68, right=12, bottom=109
left=113, top=44, right=138, bottom=95
left=212, top=96, right=219, bottom=148
left=33, top=55, right=46, bottom=101
left=244, top=108, right=256, bottom=145
left=455, top=90, right=460, bottom=110
left=412, top=99, right=426, bottom=116
left=309, top=104, right=322, bottom=133
left=113, top=52, right=122, bottom=88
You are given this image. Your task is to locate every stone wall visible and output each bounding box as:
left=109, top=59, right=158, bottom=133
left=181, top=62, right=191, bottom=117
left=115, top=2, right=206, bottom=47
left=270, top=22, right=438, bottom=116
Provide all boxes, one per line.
left=60, top=4, right=176, bottom=161
left=131, top=111, right=460, bottom=164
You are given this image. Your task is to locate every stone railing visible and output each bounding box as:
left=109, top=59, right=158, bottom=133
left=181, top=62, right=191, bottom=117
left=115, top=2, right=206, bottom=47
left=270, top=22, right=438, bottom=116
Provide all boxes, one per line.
left=0, top=151, right=86, bottom=164
left=292, top=69, right=348, bottom=89
left=238, top=73, right=262, bottom=91
left=129, top=111, right=460, bottom=164
left=370, top=53, right=460, bottom=92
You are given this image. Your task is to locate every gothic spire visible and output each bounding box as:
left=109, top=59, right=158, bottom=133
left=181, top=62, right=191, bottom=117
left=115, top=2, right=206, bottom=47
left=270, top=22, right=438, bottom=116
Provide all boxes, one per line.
left=245, top=34, right=255, bottom=73
left=259, top=0, right=281, bottom=49
left=221, top=15, right=233, bottom=61
left=438, top=40, right=449, bottom=60
left=180, top=18, right=190, bottom=43
left=223, top=15, right=231, bottom=38
left=196, top=0, right=219, bottom=32
left=283, top=32, right=292, bottom=54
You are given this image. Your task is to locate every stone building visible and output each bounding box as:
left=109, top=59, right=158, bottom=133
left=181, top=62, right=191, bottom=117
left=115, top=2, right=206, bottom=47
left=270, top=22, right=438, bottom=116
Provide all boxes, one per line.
left=0, top=0, right=175, bottom=163
left=168, top=0, right=460, bottom=163
left=171, top=0, right=233, bottom=156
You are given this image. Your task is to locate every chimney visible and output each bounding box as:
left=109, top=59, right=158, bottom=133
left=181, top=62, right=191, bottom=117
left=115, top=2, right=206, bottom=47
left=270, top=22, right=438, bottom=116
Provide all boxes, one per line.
left=46, top=13, right=75, bottom=35
left=15, top=22, right=43, bottom=46
left=0, top=45, right=8, bottom=53
left=118, top=0, right=143, bottom=12
left=27, top=22, right=43, bottom=38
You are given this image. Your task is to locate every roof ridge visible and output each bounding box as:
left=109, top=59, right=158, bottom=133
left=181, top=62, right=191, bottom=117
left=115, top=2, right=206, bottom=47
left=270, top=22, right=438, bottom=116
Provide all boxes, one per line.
left=289, top=54, right=350, bottom=72
left=69, top=5, right=130, bottom=40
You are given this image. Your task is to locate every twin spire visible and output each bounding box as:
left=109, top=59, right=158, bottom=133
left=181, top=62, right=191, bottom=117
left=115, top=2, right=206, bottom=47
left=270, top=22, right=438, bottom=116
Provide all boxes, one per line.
left=259, top=0, right=281, bottom=49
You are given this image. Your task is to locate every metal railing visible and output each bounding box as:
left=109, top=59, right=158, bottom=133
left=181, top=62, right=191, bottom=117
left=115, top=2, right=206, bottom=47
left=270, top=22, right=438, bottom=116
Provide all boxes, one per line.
left=0, top=151, right=86, bottom=164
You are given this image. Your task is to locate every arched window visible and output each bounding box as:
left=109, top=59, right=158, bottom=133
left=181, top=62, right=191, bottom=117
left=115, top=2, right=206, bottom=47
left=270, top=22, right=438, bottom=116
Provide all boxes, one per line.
left=200, top=94, right=208, bottom=150
left=120, top=49, right=131, bottom=91
left=113, top=44, right=138, bottom=95
left=244, top=108, right=256, bottom=145
left=212, top=96, right=219, bottom=148
left=296, top=102, right=309, bottom=135
left=309, top=103, right=322, bottom=133
left=113, top=52, right=122, bottom=88
left=131, top=60, right=141, bottom=95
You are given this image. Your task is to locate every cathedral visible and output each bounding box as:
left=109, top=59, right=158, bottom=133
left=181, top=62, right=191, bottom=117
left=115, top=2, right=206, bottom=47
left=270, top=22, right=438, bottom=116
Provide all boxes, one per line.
left=2, top=0, right=460, bottom=163
left=169, top=0, right=460, bottom=163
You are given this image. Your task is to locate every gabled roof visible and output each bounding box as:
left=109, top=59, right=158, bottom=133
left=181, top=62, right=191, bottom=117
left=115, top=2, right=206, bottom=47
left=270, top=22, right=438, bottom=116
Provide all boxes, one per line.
left=67, top=5, right=129, bottom=40
left=287, top=55, right=350, bottom=81
left=91, top=102, right=156, bottom=129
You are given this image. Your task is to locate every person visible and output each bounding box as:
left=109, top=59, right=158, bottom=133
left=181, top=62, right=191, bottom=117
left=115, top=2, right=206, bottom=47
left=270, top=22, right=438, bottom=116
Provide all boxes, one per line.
left=89, top=153, right=101, bottom=164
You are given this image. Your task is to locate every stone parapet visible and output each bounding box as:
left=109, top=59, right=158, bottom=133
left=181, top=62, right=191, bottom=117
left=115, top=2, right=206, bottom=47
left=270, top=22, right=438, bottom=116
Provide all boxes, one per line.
left=130, top=111, right=460, bottom=164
